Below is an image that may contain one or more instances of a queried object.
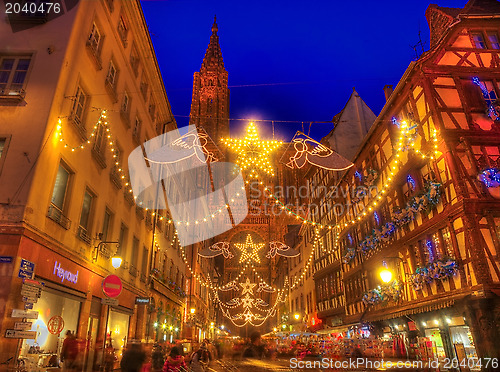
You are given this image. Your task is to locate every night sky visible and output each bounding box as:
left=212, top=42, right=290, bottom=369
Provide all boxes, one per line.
left=141, top=0, right=467, bottom=141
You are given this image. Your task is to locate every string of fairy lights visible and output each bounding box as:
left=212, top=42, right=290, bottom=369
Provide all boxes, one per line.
left=56, top=109, right=440, bottom=325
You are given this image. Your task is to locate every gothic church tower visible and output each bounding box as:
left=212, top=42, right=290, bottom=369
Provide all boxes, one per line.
left=189, top=16, right=230, bottom=142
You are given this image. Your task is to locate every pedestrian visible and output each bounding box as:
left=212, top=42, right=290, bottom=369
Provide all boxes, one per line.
left=163, top=346, right=187, bottom=372
left=189, top=343, right=211, bottom=372
left=121, top=343, right=146, bottom=372
left=103, top=340, right=116, bottom=372
left=151, top=343, right=165, bottom=372
left=60, top=330, right=78, bottom=371
left=242, top=332, right=265, bottom=359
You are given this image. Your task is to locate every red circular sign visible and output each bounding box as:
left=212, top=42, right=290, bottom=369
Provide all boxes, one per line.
left=47, top=316, right=65, bottom=335
left=102, top=275, right=122, bottom=298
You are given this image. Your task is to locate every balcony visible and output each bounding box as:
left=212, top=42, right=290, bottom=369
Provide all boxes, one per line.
left=91, top=143, right=107, bottom=169
left=0, top=88, right=25, bottom=104
left=47, top=205, right=71, bottom=230
left=68, top=113, right=87, bottom=142
left=135, top=206, right=145, bottom=220
left=124, top=187, right=135, bottom=206
left=120, top=108, right=131, bottom=128
left=104, top=78, right=118, bottom=103
left=77, top=226, right=92, bottom=245
left=85, top=41, right=102, bottom=70
left=110, top=167, right=122, bottom=189
left=129, top=265, right=138, bottom=278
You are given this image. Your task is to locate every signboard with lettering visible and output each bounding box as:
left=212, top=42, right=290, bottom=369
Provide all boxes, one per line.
left=101, top=298, right=119, bottom=306
left=14, top=322, right=32, bottom=331
left=11, top=309, right=38, bottom=319
left=23, top=279, right=43, bottom=288
left=53, top=261, right=79, bottom=284
left=135, top=297, right=151, bottom=305
left=24, top=303, right=34, bottom=310
left=18, top=259, right=35, bottom=279
left=0, top=256, right=13, bottom=263
left=5, top=329, right=36, bottom=339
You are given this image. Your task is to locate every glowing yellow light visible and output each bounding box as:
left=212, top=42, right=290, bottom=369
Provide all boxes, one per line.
left=379, top=269, right=393, bottom=283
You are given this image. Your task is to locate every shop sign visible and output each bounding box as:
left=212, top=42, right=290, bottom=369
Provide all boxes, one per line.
left=14, top=322, right=32, bottom=331
left=53, top=261, right=79, bottom=284
left=18, top=259, right=35, bottom=279
left=5, top=329, right=36, bottom=339
left=47, top=316, right=65, bottom=335
left=408, top=321, right=417, bottom=331
left=102, top=275, right=122, bottom=298
left=23, top=279, right=43, bottom=288
left=101, top=298, right=119, bottom=306
left=0, top=256, right=13, bottom=263
left=135, top=297, right=151, bottom=305
left=11, top=309, right=38, bottom=319
left=22, top=296, right=38, bottom=304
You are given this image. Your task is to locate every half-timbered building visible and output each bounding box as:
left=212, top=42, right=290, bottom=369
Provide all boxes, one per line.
left=312, top=0, right=500, bottom=362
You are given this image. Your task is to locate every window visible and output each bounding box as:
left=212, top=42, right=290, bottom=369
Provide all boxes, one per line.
left=440, top=227, right=455, bottom=258
left=0, top=56, right=31, bottom=95
left=71, top=85, right=88, bottom=126
left=102, top=209, right=113, bottom=241
left=117, top=223, right=128, bottom=256
left=132, top=237, right=139, bottom=263
left=488, top=33, right=500, bottom=49
left=106, top=61, right=117, bottom=88
left=121, top=92, right=130, bottom=114
left=472, top=32, right=486, bottom=49
left=140, top=74, right=148, bottom=100
left=93, top=121, right=105, bottom=153
left=88, top=23, right=101, bottom=55
left=133, top=116, right=142, bottom=141
left=51, top=163, right=71, bottom=211
left=148, top=97, right=156, bottom=121
left=79, top=190, right=94, bottom=231
left=0, top=138, right=5, bottom=160
left=142, top=247, right=148, bottom=275
left=117, top=15, right=128, bottom=46
left=130, top=44, right=140, bottom=76
left=104, top=0, right=114, bottom=12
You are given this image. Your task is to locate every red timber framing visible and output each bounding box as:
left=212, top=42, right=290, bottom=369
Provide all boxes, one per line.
left=311, top=0, right=500, bottom=363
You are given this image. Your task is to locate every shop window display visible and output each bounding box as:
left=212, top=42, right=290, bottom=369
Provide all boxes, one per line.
left=106, top=309, right=130, bottom=362
left=20, top=289, right=81, bottom=368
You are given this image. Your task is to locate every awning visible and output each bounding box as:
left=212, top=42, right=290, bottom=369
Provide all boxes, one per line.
left=365, top=294, right=467, bottom=322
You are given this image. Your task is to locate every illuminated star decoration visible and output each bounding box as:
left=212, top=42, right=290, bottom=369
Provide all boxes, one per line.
left=241, top=294, right=254, bottom=308
left=235, top=234, right=265, bottom=263
left=222, top=122, right=282, bottom=180
left=240, top=278, right=257, bottom=295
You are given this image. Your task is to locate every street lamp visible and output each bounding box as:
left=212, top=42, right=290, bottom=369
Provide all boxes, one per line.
left=111, top=256, right=123, bottom=269
left=294, top=313, right=300, bottom=321
left=379, top=268, right=393, bottom=283
left=190, top=308, right=196, bottom=315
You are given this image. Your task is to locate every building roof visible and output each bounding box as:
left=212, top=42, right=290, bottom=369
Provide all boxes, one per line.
left=201, top=15, right=225, bottom=71
left=461, top=0, right=500, bottom=15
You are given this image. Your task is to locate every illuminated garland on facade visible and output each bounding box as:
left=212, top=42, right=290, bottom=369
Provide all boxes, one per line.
left=362, top=280, right=403, bottom=305
left=408, top=258, right=458, bottom=291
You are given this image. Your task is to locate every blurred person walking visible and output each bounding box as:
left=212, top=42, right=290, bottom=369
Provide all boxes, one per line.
left=163, top=346, right=186, bottom=372
left=120, top=343, right=146, bottom=372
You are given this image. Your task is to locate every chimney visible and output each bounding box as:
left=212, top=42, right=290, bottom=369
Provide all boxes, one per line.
left=383, top=85, right=393, bottom=102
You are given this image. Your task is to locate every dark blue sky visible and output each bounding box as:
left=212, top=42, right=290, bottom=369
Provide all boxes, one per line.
left=141, top=0, right=467, bottom=141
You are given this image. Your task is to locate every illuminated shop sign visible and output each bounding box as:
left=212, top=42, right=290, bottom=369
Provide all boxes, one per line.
left=53, top=261, right=79, bottom=284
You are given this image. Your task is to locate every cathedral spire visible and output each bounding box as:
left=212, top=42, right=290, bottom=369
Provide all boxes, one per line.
left=202, top=15, right=224, bottom=70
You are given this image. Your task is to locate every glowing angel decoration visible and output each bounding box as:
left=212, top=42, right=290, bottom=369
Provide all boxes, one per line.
left=146, top=127, right=219, bottom=165
left=198, top=242, right=233, bottom=259
left=267, top=241, right=300, bottom=259
left=283, top=132, right=353, bottom=171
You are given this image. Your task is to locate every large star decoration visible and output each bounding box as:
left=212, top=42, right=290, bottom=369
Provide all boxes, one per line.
left=235, top=234, right=265, bottom=263
left=240, top=278, right=257, bottom=295
left=222, top=122, right=282, bottom=179
left=241, top=294, right=254, bottom=308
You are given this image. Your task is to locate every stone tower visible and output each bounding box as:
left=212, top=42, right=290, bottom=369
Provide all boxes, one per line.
left=189, top=16, right=230, bottom=142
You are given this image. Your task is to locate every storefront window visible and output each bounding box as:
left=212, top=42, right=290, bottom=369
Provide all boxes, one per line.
left=107, top=309, right=130, bottom=362
left=21, top=289, right=81, bottom=368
